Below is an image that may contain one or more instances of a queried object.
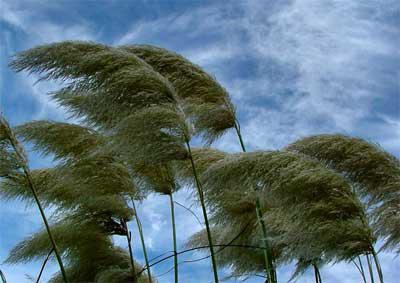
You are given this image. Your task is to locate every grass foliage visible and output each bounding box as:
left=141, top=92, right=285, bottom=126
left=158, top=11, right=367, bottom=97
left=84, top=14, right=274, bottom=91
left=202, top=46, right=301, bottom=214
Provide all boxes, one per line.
left=186, top=149, right=376, bottom=278
left=1, top=119, right=151, bottom=282
left=287, top=134, right=400, bottom=252
left=121, top=45, right=236, bottom=143
left=3, top=41, right=398, bottom=282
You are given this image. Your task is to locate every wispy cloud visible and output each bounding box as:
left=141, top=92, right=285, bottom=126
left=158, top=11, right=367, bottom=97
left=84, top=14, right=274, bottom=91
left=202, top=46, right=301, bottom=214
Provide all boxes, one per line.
left=227, top=0, right=400, bottom=154
left=0, top=0, right=26, bottom=29
left=1, top=0, right=97, bottom=122
left=1, top=0, right=95, bottom=44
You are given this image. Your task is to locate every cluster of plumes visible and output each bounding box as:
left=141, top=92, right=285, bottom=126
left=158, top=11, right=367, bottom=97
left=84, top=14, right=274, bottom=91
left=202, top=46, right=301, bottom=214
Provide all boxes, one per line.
left=10, top=41, right=235, bottom=148
left=11, top=41, right=231, bottom=190
left=120, top=45, right=236, bottom=143
left=8, top=42, right=237, bottom=281
left=0, top=120, right=152, bottom=282
left=286, top=134, right=400, bottom=253
left=8, top=40, right=237, bottom=184
left=3, top=40, right=400, bottom=282
left=6, top=219, right=139, bottom=283
left=185, top=148, right=378, bottom=278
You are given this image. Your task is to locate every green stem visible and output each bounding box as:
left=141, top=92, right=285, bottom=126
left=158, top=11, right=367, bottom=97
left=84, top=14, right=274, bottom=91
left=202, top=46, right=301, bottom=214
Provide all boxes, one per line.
left=313, top=264, right=319, bottom=283
left=358, top=256, right=367, bottom=283
left=366, top=254, right=375, bottom=283
left=234, top=121, right=276, bottom=283
left=255, top=198, right=275, bottom=283
left=122, top=219, right=137, bottom=283
left=371, top=248, right=384, bottom=283
left=36, top=248, right=54, bottom=283
left=234, top=121, right=247, bottom=153
left=351, top=187, right=379, bottom=283
left=24, top=168, right=68, bottom=283
left=2, top=117, right=68, bottom=283
left=0, top=270, right=7, bottom=283
left=316, top=265, right=322, bottom=283
left=131, top=199, right=152, bottom=283
left=169, top=194, right=179, bottom=283
left=185, top=140, right=219, bottom=283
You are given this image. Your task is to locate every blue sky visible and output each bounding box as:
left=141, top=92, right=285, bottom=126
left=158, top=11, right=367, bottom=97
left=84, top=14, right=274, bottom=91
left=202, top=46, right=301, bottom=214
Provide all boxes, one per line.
left=0, top=0, right=399, bottom=282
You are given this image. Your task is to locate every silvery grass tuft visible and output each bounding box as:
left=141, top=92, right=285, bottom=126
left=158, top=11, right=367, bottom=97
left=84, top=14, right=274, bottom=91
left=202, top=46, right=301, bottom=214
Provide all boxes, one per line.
left=12, top=121, right=152, bottom=282
left=120, top=44, right=279, bottom=281
left=0, top=115, right=68, bottom=283
left=120, top=44, right=236, bottom=144
left=286, top=134, right=400, bottom=253
left=287, top=134, right=400, bottom=283
left=6, top=41, right=399, bottom=283
left=0, top=270, right=6, bottom=283
left=10, top=41, right=225, bottom=282
left=184, top=149, right=376, bottom=282
left=1, top=120, right=155, bottom=282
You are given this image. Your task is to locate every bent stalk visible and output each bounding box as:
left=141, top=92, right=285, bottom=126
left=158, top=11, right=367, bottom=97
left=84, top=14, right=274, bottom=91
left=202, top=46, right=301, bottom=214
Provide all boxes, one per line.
left=0, top=270, right=7, bottom=283
left=353, top=258, right=367, bottom=283
left=185, top=140, right=219, bottom=283
left=233, top=120, right=276, bottom=283
left=25, top=172, right=68, bottom=283
left=0, top=116, right=68, bottom=283
left=357, top=256, right=367, bottom=283
left=255, top=198, right=275, bottom=283
left=366, top=254, right=375, bottom=283
left=36, top=248, right=54, bottom=283
left=313, top=264, right=319, bottom=283
left=169, top=193, right=179, bottom=283
left=131, top=199, right=152, bottom=283
left=121, top=219, right=137, bottom=283
left=371, top=248, right=384, bottom=283
left=316, top=265, right=322, bottom=283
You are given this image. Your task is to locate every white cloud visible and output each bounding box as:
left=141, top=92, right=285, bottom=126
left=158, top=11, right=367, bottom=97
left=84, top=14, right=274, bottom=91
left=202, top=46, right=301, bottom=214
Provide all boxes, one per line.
left=231, top=0, right=400, bottom=153
left=1, top=0, right=97, bottom=122
left=115, top=4, right=244, bottom=74
left=116, top=5, right=233, bottom=46
left=1, top=0, right=95, bottom=44
left=0, top=0, right=26, bottom=29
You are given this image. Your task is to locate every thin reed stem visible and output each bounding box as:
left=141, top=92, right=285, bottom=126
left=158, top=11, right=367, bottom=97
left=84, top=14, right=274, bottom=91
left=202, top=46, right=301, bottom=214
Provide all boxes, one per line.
left=234, top=120, right=276, bottom=283
left=353, top=259, right=367, bottom=283
left=36, top=248, right=54, bottom=283
left=131, top=199, right=152, bottom=283
left=174, top=200, right=203, bottom=227
left=366, top=253, right=375, bottom=283
left=185, top=139, right=219, bottom=283
left=357, top=256, right=368, bottom=283
left=0, top=270, right=7, bottom=283
left=122, top=219, right=137, bottom=283
left=169, top=193, right=179, bottom=283
left=313, top=264, right=319, bottom=283
left=137, top=243, right=268, bottom=275
left=371, top=247, right=384, bottom=283
left=316, top=265, right=322, bottom=283
left=23, top=167, right=69, bottom=283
